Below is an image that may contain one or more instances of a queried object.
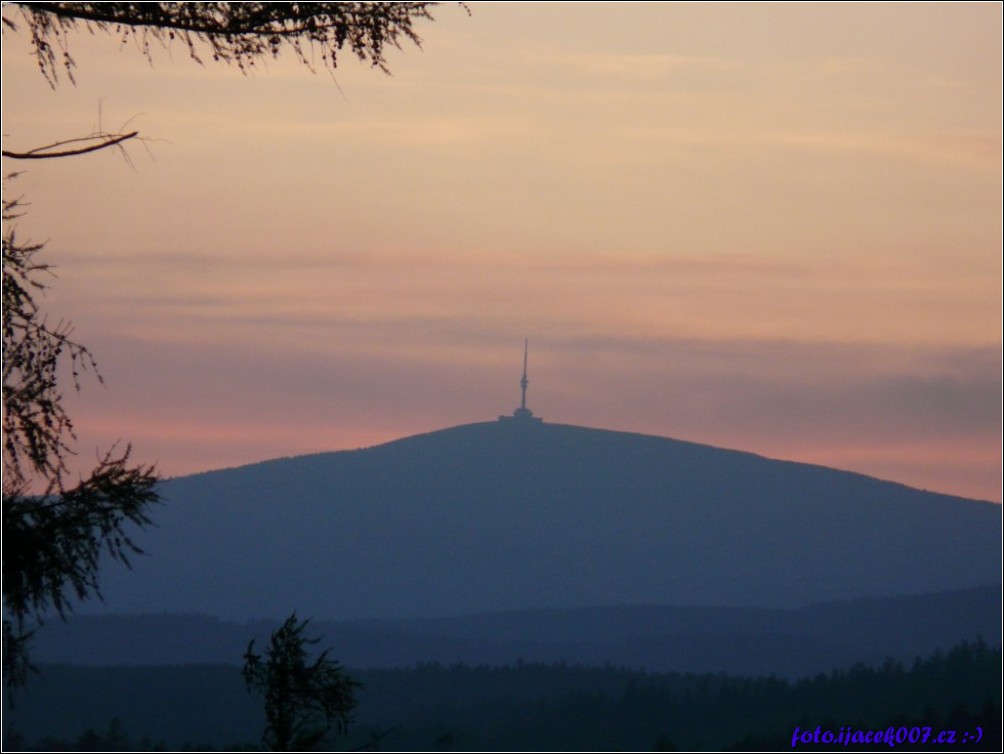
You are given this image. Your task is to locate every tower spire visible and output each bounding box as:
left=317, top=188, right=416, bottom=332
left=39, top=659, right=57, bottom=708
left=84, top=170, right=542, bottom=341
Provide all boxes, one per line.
left=520, top=337, right=529, bottom=411
left=498, top=338, right=544, bottom=424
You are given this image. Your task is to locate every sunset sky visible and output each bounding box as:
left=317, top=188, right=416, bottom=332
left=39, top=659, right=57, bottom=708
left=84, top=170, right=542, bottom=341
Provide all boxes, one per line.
left=2, top=2, right=1001, bottom=501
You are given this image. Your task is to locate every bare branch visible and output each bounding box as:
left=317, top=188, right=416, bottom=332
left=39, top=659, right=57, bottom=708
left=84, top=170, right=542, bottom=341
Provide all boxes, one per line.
left=2, top=131, right=139, bottom=159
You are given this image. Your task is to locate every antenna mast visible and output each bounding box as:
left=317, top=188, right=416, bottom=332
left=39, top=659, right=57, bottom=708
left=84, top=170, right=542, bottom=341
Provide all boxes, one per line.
left=498, top=338, right=543, bottom=424
left=520, top=338, right=529, bottom=410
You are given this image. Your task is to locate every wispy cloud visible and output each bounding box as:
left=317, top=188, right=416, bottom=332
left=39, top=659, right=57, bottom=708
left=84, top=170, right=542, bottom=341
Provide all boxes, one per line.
left=6, top=3, right=998, bottom=502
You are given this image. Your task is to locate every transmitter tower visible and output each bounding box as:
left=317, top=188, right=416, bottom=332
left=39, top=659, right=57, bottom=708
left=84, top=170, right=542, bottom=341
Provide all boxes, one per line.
left=499, top=338, right=543, bottom=424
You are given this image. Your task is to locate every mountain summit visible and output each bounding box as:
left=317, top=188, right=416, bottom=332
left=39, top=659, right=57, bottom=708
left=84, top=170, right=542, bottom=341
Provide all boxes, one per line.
left=86, top=422, right=1000, bottom=621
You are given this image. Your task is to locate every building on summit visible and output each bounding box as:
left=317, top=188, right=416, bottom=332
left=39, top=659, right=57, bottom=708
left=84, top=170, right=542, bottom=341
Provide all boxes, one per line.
left=499, top=339, right=544, bottom=424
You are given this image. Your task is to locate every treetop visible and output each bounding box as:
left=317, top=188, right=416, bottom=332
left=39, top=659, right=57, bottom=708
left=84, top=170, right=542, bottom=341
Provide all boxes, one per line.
left=5, top=2, right=441, bottom=85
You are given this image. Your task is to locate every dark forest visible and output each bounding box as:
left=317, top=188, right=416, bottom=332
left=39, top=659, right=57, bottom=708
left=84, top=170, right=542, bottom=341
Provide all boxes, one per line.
left=5, top=639, right=999, bottom=751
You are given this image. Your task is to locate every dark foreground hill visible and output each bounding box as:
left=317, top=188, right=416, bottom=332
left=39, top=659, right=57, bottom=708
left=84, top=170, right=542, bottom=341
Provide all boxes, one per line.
left=81, top=421, right=1000, bottom=621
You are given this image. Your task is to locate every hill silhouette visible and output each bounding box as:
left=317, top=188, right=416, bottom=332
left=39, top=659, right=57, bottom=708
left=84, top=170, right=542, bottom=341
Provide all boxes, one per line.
left=81, top=421, right=1000, bottom=622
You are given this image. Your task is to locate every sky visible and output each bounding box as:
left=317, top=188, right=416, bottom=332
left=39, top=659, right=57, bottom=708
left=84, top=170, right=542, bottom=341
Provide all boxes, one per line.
left=2, top=2, right=1001, bottom=502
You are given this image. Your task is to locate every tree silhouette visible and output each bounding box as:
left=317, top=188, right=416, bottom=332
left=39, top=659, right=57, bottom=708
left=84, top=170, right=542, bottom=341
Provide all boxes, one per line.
left=2, top=1, right=448, bottom=685
left=3, top=1, right=442, bottom=155
left=2, top=189, right=159, bottom=685
left=243, top=613, right=360, bottom=752
left=6, top=2, right=439, bottom=81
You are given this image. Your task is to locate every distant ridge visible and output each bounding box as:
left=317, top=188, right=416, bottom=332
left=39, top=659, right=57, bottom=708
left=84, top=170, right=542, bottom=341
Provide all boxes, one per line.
left=36, top=587, right=1003, bottom=677
left=82, top=421, right=1001, bottom=622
